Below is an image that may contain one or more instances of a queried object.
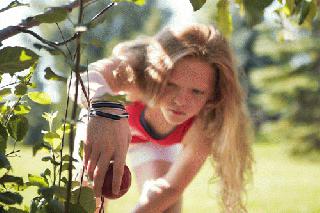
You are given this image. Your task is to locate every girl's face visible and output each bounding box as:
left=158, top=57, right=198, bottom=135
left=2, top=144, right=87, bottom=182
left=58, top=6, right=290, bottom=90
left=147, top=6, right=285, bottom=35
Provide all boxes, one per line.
left=159, top=56, right=214, bottom=125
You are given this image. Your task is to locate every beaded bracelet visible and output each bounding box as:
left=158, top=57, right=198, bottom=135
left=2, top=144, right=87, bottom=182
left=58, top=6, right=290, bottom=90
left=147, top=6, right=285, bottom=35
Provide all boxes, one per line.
left=89, top=101, right=128, bottom=120
left=91, top=101, right=125, bottom=110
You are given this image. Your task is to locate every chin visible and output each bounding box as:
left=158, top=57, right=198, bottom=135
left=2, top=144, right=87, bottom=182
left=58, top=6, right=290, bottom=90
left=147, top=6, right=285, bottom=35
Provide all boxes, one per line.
left=163, top=111, right=188, bottom=125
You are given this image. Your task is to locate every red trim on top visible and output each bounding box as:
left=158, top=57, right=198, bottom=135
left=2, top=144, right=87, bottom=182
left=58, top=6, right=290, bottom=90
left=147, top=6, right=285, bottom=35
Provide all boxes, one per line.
left=125, top=102, right=194, bottom=146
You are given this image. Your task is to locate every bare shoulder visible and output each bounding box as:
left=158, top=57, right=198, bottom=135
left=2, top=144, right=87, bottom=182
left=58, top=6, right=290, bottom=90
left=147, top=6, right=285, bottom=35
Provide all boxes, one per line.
left=92, top=58, right=143, bottom=101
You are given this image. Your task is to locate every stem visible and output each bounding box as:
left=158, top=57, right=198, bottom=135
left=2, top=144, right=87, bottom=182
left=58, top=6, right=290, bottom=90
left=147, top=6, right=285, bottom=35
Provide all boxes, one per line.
left=52, top=151, right=57, bottom=186
left=86, top=2, right=116, bottom=26
left=58, top=72, right=73, bottom=187
left=66, top=0, right=84, bottom=212
left=0, top=81, right=19, bottom=89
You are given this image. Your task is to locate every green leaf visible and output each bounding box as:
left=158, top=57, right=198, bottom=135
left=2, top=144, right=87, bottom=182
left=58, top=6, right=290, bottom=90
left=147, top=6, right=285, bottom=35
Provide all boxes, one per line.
left=299, top=0, right=311, bottom=24
left=0, top=104, right=9, bottom=115
left=52, top=185, right=67, bottom=200
left=0, top=123, right=8, bottom=154
left=32, top=7, right=68, bottom=24
left=28, top=91, right=51, bottom=104
left=38, top=187, right=54, bottom=199
left=243, top=0, right=274, bottom=26
left=113, top=0, right=146, bottom=6
left=0, top=88, right=11, bottom=101
left=13, top=104, right=31, bottom=115
left=41, top=156, right=59, bottom=165
left=7, top=207, right=28, bottom=213
left=0, top=47, right=39, bottom=74
left=300, top=0, right=317, bottom=28
left=44, top=67, right=67, bottom=82
left=189, top=0, right=207, bottom=11
left=61, top=155, right=78, bottom=162
left=32, top=142, right=50, bottom=156
left=46, top=199, right=64, bottom=213
left=40, top=168, right=51, bottom=183
left=42, top=111, right=58, bottom=124
left=43, top=132, right=61, bottom=151
left=27, top=174, right=48, bottom=188
left=14, top=84, right=28, bottom=96
left=0, top=175, right=24, bottom=186
left=56, top=123, right=71, bottom=138
left=71, top=186, right=95, bottom=213
left=0, top=153, right=10, bottom=169
left=70, top=203, right=86, bottom=213
left=0, top=192, right=23, bottom=205
left=7, top=115, right=28, bottom=141
left=62, top=163, right=76, bottom=172
left=216, top=0, right=233, bottom=38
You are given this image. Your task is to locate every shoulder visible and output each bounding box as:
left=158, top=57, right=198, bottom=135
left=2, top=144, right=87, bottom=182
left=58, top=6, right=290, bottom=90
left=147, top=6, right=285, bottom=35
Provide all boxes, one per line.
left=91, top=58, right=143, bottom=101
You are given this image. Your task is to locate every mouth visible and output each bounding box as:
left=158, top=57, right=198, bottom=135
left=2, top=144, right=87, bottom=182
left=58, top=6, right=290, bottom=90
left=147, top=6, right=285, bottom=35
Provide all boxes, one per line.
left=169, top=109, right=186, bottom=115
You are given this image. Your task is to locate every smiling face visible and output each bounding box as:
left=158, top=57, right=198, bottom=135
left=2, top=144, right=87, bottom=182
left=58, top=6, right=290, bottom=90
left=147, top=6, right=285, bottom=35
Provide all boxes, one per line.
left=158, top=56, right=215, bottom=125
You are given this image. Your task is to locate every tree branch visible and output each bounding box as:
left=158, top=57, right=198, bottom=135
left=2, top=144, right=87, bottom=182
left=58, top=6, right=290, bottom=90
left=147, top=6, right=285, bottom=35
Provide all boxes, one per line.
left=0, top=0, right=92, bottom=43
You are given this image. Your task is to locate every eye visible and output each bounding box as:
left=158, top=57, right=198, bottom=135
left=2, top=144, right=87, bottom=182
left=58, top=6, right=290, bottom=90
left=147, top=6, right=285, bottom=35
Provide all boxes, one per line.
left=167, top=82, right=176, bottom=87
left=192, top=89, right=205, bottom=95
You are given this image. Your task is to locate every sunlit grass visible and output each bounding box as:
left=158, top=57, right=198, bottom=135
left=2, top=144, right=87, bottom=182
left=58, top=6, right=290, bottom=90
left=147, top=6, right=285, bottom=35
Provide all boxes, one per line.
left=9, top=143, right=320, bottom=212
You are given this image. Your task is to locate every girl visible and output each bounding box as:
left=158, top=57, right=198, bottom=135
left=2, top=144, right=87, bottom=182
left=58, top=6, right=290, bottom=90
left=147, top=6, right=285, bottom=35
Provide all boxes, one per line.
left=71, top=24, right=253, bottom=213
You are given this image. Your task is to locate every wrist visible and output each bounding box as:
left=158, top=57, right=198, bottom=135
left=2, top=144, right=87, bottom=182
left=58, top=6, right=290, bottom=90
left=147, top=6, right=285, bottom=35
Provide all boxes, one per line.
left=89, top=100, right=128, bottom=120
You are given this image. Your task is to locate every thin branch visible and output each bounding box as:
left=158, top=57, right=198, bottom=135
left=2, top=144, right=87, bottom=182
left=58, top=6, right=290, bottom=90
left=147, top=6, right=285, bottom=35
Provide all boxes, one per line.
left=55, top=23, right=73, bottom=58
left=0, top=81, right=19, bottom=89
left=66, top=0, right=84, bottom=211
left=0, top=0, right=93, bottom=43
left=86, top=2, right=116, bottom=26
left=58, top=70, right=73, bottom=187
left=0, top=0, right=29, bottom=13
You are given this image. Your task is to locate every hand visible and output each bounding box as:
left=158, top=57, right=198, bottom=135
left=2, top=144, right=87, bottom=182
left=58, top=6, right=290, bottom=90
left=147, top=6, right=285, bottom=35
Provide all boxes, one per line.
left=131, top=179, right=170, bottom=213
left=84, top=111, right=131, bottom=197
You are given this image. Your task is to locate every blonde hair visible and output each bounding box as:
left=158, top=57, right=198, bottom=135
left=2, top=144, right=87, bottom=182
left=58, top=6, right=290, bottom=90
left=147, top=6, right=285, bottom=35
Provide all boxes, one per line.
left=145, top=24, right=253, bottom=212
left=111, top=38, right=168, bottom=104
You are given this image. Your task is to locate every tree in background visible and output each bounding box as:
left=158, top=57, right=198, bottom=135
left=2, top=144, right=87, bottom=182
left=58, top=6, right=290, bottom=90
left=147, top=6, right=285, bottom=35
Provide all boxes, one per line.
left=192, top=0, right=320, bottom=156
left=250, top=16, right=320, bottom=157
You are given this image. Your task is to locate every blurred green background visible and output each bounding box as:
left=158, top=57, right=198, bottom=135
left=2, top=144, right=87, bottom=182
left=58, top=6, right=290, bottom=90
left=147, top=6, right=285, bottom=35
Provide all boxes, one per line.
left=1, top=0, right=320, bottom=212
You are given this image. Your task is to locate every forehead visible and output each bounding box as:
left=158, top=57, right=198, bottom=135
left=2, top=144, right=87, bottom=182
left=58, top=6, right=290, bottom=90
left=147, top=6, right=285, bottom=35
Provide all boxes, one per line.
left=169, top=57, right=214, bottom=90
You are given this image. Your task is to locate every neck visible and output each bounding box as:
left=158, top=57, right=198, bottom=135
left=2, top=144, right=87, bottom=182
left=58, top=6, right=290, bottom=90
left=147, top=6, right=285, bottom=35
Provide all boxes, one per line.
left=144, top=106, right=176, bottom=136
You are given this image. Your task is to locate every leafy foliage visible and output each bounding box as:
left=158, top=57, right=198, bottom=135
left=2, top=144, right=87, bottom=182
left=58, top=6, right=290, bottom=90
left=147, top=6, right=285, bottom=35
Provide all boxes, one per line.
left=0, top=0, right=319, bottom=212
left=0, top=47, right=39, bottom=75
left=251, top=30, right=320, bottom=156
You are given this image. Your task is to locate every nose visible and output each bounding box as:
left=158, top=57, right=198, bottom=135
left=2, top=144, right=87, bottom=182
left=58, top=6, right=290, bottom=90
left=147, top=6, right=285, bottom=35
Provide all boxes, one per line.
left=173, top=89, right=189, bottom=106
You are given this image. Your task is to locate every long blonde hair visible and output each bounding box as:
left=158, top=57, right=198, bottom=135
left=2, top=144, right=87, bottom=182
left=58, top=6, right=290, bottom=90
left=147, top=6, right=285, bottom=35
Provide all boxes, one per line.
left=145, top=24, right=253, bottom=212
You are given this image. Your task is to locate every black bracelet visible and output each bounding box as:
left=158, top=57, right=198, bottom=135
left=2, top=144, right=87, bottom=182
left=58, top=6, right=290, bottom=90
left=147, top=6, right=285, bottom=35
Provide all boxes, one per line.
left=89, top=109, right=129, bottom=120
left=91, top=101, right=125, bottom=111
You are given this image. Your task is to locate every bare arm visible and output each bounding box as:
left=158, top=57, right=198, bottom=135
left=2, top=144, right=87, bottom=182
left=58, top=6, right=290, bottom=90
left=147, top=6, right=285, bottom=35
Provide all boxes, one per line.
left=69, top=57, right=134, bottom=197
left=132, top=120, right=211, bottom=213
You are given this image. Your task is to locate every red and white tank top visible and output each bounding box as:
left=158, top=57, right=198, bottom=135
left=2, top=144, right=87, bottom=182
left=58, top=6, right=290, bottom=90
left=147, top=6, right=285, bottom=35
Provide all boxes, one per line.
left=125, top=102, right=194, bottom=146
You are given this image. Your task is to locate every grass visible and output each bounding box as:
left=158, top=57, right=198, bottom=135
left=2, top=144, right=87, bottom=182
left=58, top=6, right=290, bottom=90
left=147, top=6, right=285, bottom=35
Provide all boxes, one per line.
left=8, top=142, right=320, bottom=213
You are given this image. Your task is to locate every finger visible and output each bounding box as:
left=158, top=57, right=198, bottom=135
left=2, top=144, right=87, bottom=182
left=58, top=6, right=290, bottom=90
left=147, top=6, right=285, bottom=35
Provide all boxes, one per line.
left=112, top=147, right=127, bottom=195
left=83, top=140, right=92, bottom=170
left=86, top=142, right=100, bottom=180
left=93, top=152, right=112, bottom=197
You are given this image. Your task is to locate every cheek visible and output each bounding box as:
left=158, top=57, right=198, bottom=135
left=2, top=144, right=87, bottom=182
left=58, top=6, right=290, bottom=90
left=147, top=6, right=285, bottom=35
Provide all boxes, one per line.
left=189, top=97, right=209, bottom=114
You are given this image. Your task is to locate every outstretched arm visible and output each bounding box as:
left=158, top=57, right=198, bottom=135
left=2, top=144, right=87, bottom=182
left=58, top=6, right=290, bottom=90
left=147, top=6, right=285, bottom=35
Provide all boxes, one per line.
left=69, top=58, right=132, bottom=197
left=132, top=121, right=211, bottom=213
